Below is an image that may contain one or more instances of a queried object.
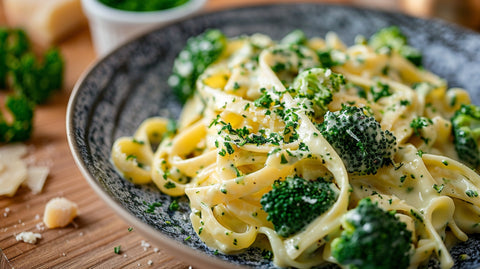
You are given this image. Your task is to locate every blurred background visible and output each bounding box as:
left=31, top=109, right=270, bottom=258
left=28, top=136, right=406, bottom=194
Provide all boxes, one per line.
left=215, top=0, right=480, bottom=31
left=355, top=0, right=480, bottom=30
left=1, top=0, right=479, bottom=53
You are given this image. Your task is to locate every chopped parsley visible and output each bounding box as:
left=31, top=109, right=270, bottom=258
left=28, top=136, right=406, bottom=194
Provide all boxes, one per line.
left=169, top=200, right=179, bottom=211
left=144, top=201, right=162, bottom=213
left=466, top=190, right=479, bottom=198
left=164, top=181, right=177, bottom=189
left=433, top=184, right=444, bottom=194
left=132, top=138, right=144, bottom=145
left=166, top=119, right=178, bottom=137
left=233, top=81, right=240, bottom=90
left=254, top=90, right=274, bottom=108
left=410, top=209, right=424, bottom=223
left=371, top=81, right=392, bottom=102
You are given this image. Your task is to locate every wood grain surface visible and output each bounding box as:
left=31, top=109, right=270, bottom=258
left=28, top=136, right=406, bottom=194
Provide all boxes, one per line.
left=0, top=0, right=468, bottom=268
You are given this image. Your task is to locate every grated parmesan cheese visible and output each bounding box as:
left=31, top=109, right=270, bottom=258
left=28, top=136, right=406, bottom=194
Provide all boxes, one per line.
left=23, top=166, right=50, bottom=194
left=15, top=231, right=42, bottom=244
left=0, top=143, right=50, bottom=197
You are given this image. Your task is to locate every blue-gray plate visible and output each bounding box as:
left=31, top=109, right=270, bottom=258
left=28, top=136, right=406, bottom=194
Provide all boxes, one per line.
left=67, top=3, right=480, bottom=269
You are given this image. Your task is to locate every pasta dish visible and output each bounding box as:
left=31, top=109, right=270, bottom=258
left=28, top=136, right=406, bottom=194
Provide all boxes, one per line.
left=111, top=27, right=480, bottom=269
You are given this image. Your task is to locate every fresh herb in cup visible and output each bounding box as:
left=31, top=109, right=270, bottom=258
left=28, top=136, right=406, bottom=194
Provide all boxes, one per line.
left=98, top=0, right=190, bottom=12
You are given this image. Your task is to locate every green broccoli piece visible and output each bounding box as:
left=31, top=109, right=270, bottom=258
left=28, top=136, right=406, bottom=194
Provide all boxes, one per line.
left=0, top=95, right=34, bottom=142
left=0, top=29, right=9, bottom=89
left=0, top=28, right=30, bottom=88
left=3, top=28, right=30, bottom=58
left=319, top=105, right=397, bottom=175
left=316, top=50, right=341, bottom=68
left=9, top=48, right=64, bottom=104
left=0, top=27, right=64, bottom=143
left=260, top=176, right=337, bottom=237
left=368, top=26, right=422, bottom=67
left=289, top=68, right=345, bottom=117
left=331, top=198, right=412, bottom=269
left=451, top=104, right=480, bottom=169
left=168, top=29, right=227, bottom=103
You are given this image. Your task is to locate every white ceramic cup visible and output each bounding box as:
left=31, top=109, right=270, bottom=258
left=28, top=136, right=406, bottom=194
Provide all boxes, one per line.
left=81, top=0, right=207, bottom=56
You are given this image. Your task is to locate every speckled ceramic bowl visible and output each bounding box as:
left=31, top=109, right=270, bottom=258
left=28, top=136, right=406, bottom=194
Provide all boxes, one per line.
left=67, top=4, right=480, bottom=269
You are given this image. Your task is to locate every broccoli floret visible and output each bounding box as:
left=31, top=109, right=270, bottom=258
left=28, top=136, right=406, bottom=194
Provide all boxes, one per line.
left=0, top=95, right=34, bottom=142
left=9, top=48, right=64, bottom=104
left=368, top=26, right=422, bottom=67
left=168, top=29, right=227, bottom=103
left=451, top=104, right=480, bottom=168
left=316, top=50, right=340, bottom=68
left=0, top=28, right=30, bottom=88
left=0, top=29, right=9, bottom=88
left=0, top=27, right=64, bottom=104
left=3, top=28, right=30, bottom=58
left=0, top=27, right=64, bottom=143
left=319, top=105, right=397, bottom=175
left=289, top=68, right=345, bottom=117
left=331, top=198, right=412, bottom=269
left=260, top=176, right=337, bottom=237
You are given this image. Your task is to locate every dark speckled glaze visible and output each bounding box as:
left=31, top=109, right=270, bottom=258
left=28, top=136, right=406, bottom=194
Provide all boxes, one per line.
left=67, top=4, right=480, bottom=269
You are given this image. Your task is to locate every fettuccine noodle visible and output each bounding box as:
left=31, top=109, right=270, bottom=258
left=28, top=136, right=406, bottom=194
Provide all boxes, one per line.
left=111, top=31, right=480, bottom=268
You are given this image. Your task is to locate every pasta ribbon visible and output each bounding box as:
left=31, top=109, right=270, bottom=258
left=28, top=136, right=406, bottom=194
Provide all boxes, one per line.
left=112, top=31, right=480, bottom=269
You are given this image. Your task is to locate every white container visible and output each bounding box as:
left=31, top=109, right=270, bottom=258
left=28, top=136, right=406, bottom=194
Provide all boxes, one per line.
left=81, top=0, right=207, bottom=56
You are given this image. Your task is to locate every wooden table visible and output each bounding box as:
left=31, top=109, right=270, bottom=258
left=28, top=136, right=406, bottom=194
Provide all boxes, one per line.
left=0, top=0, right=472, bottom=268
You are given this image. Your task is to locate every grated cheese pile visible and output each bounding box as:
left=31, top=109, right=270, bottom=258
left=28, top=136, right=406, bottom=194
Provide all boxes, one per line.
left=15, top=231, right=42, bottom=244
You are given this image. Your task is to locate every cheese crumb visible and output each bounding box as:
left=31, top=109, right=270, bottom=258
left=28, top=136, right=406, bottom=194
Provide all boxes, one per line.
left=141, top=240, right=150, bottom=251
left=4, top=207, right=10, bottom=217
left=43, top=197, right=78, bottom=228
left=15, top=231, right=42, bottom=244
left=36, top=222, right=45, bottom=231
